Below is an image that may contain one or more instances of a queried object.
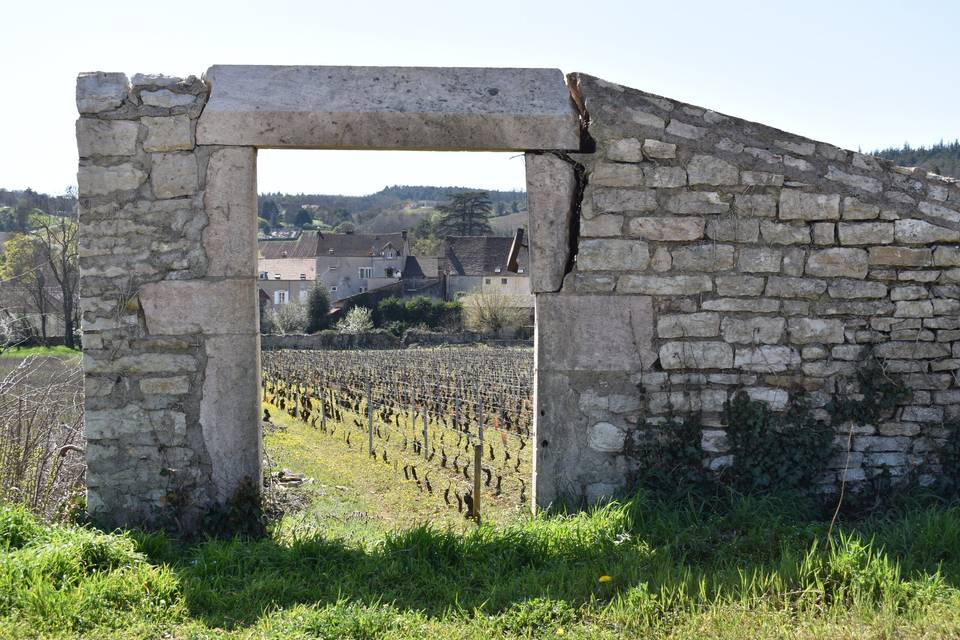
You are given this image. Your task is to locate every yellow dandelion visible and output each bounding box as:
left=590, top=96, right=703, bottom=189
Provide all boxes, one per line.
left=598, top=575, right=612, bottom=583
left=556, top=628, right=565, bottom=636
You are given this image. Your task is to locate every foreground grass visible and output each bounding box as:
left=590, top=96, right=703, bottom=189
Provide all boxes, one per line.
left=4, top=490, right=960, bottom=639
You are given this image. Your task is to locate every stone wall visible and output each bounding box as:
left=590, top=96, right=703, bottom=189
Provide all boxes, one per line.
left=77, top=72, right=261, bottom=529
left=532, top=73, right=960, bottom=505
left=77, top=65, right=960, bottom=527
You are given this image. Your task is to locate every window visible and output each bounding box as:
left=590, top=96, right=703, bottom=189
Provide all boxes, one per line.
left=360, top=286, right=367, bottom=293
left=299, top=273, right=306, bottom=280
left=485, top=278, right=491, bottom=285
left=273, top=273, right=281, bottom=280
left=330, top=286, right=338, bottom=292
left=330, top=265, right=338, bottom=270
left=274, top=290, right=287, bottom=305
left=501, top=278, right=508, bottom=285
left=359, top=267, right=373, bottom=279
left=259, top=271, right=268, bottom=280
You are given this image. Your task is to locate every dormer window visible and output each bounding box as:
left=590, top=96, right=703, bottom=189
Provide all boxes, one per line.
left=494, top=267, right=502, bottom=273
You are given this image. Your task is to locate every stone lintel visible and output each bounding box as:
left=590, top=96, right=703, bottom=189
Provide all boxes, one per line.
left=196, top=65, right=581, bottom=150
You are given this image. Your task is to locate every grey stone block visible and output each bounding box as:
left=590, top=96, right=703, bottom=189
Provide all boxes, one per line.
left=76, top=119, right=139, bottom=157
left=204, top=148, right=258, bottom=277
left=525, top=153, right=574, bottom=292
left=197, top=65, right=580, bottom=150
left=76, top=72, right=128, bottom=113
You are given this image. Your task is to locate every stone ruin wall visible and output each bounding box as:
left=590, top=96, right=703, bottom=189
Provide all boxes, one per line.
left=75, top=67, right=960, bottom=528
left=534, top=74, right=960, bottom=504
left=76, top=72, right=260, bottom=528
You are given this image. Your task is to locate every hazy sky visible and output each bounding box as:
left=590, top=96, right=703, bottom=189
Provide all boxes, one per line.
left=2, top=0, right=957, bottom=196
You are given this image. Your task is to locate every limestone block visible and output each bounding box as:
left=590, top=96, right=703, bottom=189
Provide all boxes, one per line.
left=890, top=285, right=928, bottom=301
left=701, top=429, right=729, bottom=453
left=721, top=317, right=786, bottom=344
left=577, top=239, right=649, bottom=271
left=139, top=279, right=258, bottom=335
left=670, top=244, right=735, bottom=272
left=805, top=248, right=869, bottom=278
left=587, top=422, right=626, bottom=452
left=918, top=201, right=960, bottom=226
left=738, top=247, right=781, bottom=273
left=606, top=138, right=643, bottom=162
left=142, top=115, right=193, bottom=152
left=831, top=345, right=867, bottom=361
left=642, top=139, right=676, bottom=159
left=204, top=148, right=258, bottom=277
left=666, top=191, right=728, bottom=214
left=826, top=166, right=882, bottom=193
left=140, top=376, right=191, bottom=395
left=741, top=171, right=784, bottom=187
left=787, top=318, right=845, bottom=344
left=85, top=404, right=185, bottom=444
left=716, top=275, right=765, bottom=296
left=776, top=139, right=816, bottom=156
left=760, top=221, right=810, bottom=245
left=591, top=163, right=645, bottom=187
left=83, top=352, right=199, bottom=375
left=894, top=219, right=960, bottom=244
left=201, top=333, right=262, bottom=503
left=665, top=119, right=705, bottom=139
left=657, top=312, right=720, bottom=338
left=705, top=217, right=759, bottom=243
left=827, top=279, right=887, bottom=299
left=76, top=72, right=128, bottom=113
left=197, top=65, right=580, bottom=150
left=934, top=247, right=960, bottom=267
left=650, top=247, right=672, bottom=272
left=76, top=119, right=139, bottom=157
left=593, top=188, right=656, bottom=212
left=701, top=298, right=780, bottom=312
left=645, top=166, right=687, bottom=188
left=765, top=276, right=827, bottom=299
left=141, top=89, right=196, bottom=108
left=618, top=274, right=713, bottom=295
left=734, top=346, right=800, bottom=372
left=868, top=247, right=933, bottom=267
left=151, top=152, right=198, bottom=199
left=812, top=222, right=835, bottom=245
left=838, top=222, right=894, bottom=246
left=842, top=197, right=880, bottom=220
left=580, top=214, right=622, bottom=237
left=77, top=163, right=147, bottom=196
left=536, top=294, right=656, bottom=371
left=779, top=190, right=841, bottom=221
left=744, top=387, right=790, bottom=410
left=894, top=300, right=934, bottom=318
left=733, top=194, right=776, bottom=219
left=627, top=216, right=704, bottom=241
left=659, top=341, right=733, bottom=370
left=687, top=154, right=739, bottom=185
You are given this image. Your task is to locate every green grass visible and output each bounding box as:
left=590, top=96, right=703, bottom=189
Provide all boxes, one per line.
left=4, top=489, right=960, bottom=638
left=0, top=345, right=80, bottom=360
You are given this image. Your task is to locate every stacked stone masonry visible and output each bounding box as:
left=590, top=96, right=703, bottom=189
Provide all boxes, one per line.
left=76, top=72, right=261, bottom=529
left=534, top=73, right=960, bottom=504
left=77, top=67, right=960, bottom=526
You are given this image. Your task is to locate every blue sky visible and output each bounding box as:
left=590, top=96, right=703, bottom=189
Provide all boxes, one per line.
left=2, top=0, right=957, bottom=196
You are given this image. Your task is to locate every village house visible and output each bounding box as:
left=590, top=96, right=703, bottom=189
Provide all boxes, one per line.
left=442, top=230, right=532, bottom=307
left=257, top=230, right=408, bottom=309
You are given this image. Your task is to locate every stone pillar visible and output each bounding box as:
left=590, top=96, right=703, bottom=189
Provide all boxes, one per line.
left=76, top=72, right=260, bottom=529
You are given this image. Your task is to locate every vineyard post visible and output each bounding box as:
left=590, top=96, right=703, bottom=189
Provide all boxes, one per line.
left=422, top=410, right=429, bottom=460
left=473, top=443, right=482, bottom=523
left=454, top=395, right=461, bottom=432
left=320, top=390, right=326, bottom=431
left=367, top=378, right=373, bottom=457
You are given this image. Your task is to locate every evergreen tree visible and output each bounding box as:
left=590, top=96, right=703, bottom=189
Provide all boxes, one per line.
left=437, top=191, right=493, bottom=236
left=305, top=284, right=331, bottom=333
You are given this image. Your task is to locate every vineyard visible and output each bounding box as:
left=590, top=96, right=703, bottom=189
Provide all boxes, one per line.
left=261, top=346, right=534, bottom=522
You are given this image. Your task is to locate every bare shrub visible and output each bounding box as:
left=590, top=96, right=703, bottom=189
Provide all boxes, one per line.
left=0, top=355, right=85, bottom=519
left=462, top=291, right=529, bottom=337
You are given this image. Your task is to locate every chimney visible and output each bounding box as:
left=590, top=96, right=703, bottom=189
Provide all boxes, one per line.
left=401, top=229, right=410, bottom=257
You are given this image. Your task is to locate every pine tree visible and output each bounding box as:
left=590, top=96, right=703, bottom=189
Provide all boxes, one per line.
left=437, top=191, right=493, bottom=236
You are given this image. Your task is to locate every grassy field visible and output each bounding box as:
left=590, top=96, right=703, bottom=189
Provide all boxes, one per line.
left=0, top=345, right=80, bottom=360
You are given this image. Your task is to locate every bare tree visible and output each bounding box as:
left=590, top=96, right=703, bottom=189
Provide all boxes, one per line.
left=33, top=210, right=79, bottom=349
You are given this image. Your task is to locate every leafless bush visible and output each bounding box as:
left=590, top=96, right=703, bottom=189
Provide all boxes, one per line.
left=0, top=355, right=85, bottom=519
left=462, top=291, right=530, bottom=337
